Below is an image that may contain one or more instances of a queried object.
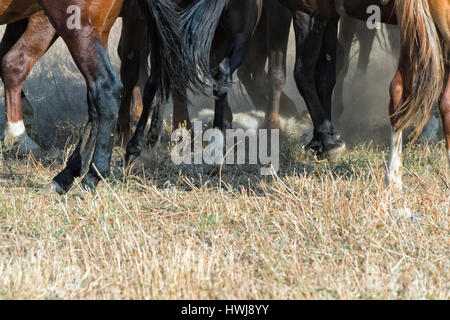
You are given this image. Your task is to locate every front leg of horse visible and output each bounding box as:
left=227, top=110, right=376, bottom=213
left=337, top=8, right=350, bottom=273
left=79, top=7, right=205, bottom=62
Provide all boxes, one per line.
left=264, top=2, right=292, bottom=130
left=316, top=16, right=346, bottom=160
left=293, top=12, right=343, bottom=159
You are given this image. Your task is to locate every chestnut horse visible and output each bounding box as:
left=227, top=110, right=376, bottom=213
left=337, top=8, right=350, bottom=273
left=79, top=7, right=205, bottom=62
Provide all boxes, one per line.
left=0, top=0, right=203, bottom=194
left=0, top=0, right=153, bottom=155
left=280, top=0, right=448, bottom=189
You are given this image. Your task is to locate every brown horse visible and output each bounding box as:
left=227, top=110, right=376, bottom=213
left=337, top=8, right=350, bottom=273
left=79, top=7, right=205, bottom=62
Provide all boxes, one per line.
left=0, top=0, right=155, bottom=156
left=0, top=0, right=202, bottom=194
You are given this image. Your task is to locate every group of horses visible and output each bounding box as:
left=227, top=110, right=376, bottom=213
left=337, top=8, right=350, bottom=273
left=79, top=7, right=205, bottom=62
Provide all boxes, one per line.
left=0, top=0, right=449, bottom=194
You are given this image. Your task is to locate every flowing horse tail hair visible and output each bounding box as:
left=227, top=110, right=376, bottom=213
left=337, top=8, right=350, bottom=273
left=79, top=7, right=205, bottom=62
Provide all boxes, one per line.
left=395, top=0, right=444, bottom=141
left=145, top=0, right=205, bottom=101
left=180, top=0, right=229, bottom=85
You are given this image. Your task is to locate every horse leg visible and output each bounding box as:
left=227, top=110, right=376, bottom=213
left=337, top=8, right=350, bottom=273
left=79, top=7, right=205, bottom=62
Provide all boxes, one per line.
left=355, top=24, right=376, bottom=75
left=293, top=12, right=341, bottom=157
left=214, top=1, right=262, bottom=133
left=236, top=18, right=270, bottom=115
left=0, top=12, right=57, bottom=157
left=172, top=89, right=191, bottom=130
left=0, top=20, right=33, bottom=134
left=264, top=2, right=292, bottom=130
left=117, top=0, right=149, bottom=144
left=315, top=16, right=345, bottom=160
left=41, top=2, right=123, bottom=193
left=386, top=47, right=413, bottom=190
left=125, top=75, right=158, bottom=163
left=334, top=15, right=356, bottom=122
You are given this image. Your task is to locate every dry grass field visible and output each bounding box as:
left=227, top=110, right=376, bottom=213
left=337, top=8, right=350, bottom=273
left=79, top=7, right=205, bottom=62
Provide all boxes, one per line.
left=0, top=136, right=448, bottom=299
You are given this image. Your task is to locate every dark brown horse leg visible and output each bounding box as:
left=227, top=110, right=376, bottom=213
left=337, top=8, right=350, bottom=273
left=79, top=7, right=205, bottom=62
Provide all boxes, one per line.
left=125, top=75, right=159, bottom=163
left=40, top=2, right=123, bottom=193
left=0, top=12, right=57, bottom=156
left=292, top=12, right=343, bottom=159
left=385, top=47, right=413, bottom=190
left=172, top=89, right=192, bottom=131
left=236, top=12, right=270, bottom=115
left=315, top=16, right=345, bottom=160
left=264, top=1, right=292, bottom=130
left=355, top=25, right=376, bottom=75
left=117, top=0, right=149, bottom=144
left=334, top=15, right=357, bottom=122
left=213, top=0, right=262, bottom=133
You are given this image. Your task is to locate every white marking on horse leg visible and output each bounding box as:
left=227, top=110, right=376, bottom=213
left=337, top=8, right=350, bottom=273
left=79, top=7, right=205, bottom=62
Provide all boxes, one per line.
left=3, top=120, right=40, bottom=155
left=5, top=120, right=26, bottom=138
left=386, top=128, right=403, bottom=190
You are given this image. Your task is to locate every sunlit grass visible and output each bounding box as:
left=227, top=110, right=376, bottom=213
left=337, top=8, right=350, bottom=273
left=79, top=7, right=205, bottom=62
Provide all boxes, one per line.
left=0, top=139, right=448, bottom=299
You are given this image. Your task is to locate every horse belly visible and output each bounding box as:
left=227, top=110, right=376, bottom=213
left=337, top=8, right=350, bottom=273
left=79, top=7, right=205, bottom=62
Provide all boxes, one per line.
left=0, top=0, right=41, bottom=24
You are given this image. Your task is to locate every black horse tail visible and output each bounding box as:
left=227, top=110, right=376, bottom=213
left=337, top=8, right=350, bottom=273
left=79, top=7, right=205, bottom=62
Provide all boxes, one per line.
left=145, top=0, right=205, bottom=101
left=181, top=0, right=229, bottom=84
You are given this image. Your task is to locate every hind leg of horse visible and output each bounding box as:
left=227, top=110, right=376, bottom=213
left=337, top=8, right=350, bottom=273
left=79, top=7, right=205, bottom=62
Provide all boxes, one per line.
left=117, top=2, right=149, bottom=144
left=0, top=21, right=33, bottom=134
left=334, top=15, right=356, bottom=122
left=213, top=0, right=262, bottom=133
left=236, top=31, right=270, bottom=115
left=0, top=13, right=57, bottom=157
left=125, top=75, right=158, bottom=162
left=41, top=5, right=122, bottom=193
left=213, top=33, right=253, bottom=132
left=172, top=89, right=191, bottom=131
left=386, top=48, right=413, bottom=190
left=264, top=4, right=292, bottom=130
left=356, top=26, right=376, bottom=75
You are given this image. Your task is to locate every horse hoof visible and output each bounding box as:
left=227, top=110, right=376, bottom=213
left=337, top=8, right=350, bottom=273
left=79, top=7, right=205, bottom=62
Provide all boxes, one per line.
left=3, top=133, right=42, bottom=158
left=263, top=114, right=281, bottom=130
left=81, top=173, right=100, bottom=191
left=39, top=181, right=63, bottom=195
left=305, top=138, right=323, bottom=155
left=324, top=140, right=346, bottom=162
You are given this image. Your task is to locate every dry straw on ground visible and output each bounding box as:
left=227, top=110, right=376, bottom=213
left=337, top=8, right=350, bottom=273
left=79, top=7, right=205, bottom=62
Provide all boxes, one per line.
left=0, top=138, right=448, bottom=299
